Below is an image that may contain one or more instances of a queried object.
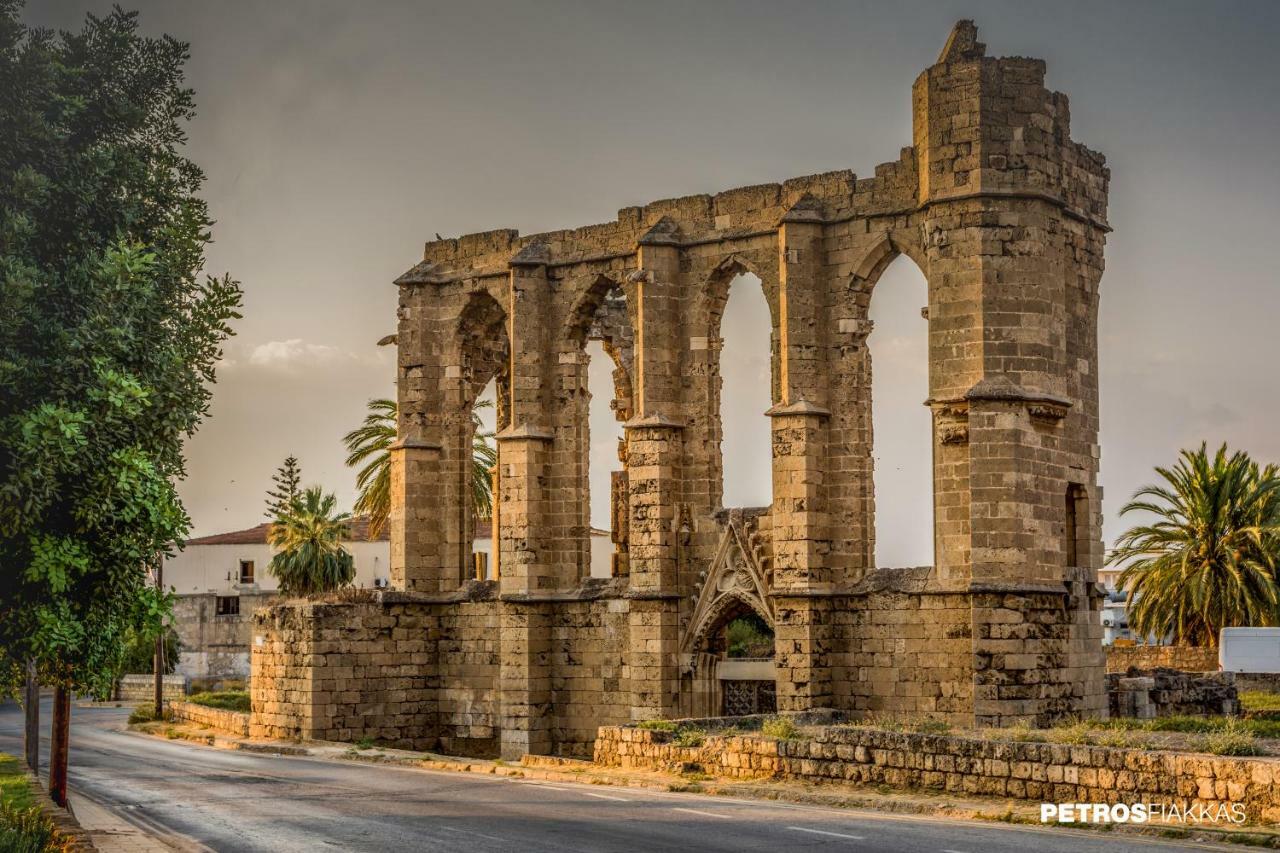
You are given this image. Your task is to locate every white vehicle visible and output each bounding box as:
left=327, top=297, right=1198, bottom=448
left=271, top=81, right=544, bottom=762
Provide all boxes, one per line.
left=1219, top=627, right=1280, bottom=673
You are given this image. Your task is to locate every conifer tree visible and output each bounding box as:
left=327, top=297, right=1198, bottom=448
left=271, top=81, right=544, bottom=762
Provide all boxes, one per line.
left=265, top=456, right=302, bottom=519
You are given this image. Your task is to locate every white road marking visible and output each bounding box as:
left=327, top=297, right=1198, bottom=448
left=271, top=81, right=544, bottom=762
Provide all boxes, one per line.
left=941, top=849, right=971, bottom=853
left=438, top=825, right=511, bottom=843
left=672, top=807, right=734, bottom=819
left=526, top=783, right=574, bottom=791
left=787, top=825, right=867, bottom=841
left=583, top=791, right=630, bottom=801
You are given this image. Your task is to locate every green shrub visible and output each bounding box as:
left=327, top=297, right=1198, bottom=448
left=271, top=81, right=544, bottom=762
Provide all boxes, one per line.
left=1206, top=720, right=1264, bottom=757
left=760, top=716, right=800, bottom=740
left=0, top=756, right=66, bottom=853
left=186, top=691, right=250, bottom=713
left=127, top=703, right=170, bottom=724
left=0, top=800, right=62, bottom=853
left=673, top=728, right=706, bottom=748
left=913, top=719, right=952, bottom=735
left=636, top=720, right=677, bottom=733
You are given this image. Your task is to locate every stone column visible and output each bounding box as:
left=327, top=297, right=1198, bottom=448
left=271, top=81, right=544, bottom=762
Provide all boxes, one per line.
left=625, top=229, right=684, bottom=721
left=390, top=262, right=451, bottom=593
left=498, top=245, right=556, bottom=757
left=769, top=206, right=833, bottom=711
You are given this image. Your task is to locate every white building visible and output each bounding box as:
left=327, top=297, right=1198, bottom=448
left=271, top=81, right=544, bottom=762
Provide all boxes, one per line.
left=164, top=518, right=610, bottom=680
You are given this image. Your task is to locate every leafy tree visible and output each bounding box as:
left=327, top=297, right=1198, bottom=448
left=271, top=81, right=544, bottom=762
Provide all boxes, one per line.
left=0, top=4, right=241, bottom=700
left=343, top=398, right=496, bottom=539
left=102, top=626, right=180, bottom=700
left=264, top=455, right=302, bottom=519
left=725, top=614, right=775, bottom=659
left=267, top=487, right=355, bottom=595
left=1111, top=443, right=1280, bottom=647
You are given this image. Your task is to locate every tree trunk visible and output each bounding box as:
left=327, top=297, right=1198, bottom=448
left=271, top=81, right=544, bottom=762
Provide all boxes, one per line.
left=49, top=686, right=70, bottom=808
left=24, top=659, right=39, bottom=772
left=154, top=557, right=164, bottom=715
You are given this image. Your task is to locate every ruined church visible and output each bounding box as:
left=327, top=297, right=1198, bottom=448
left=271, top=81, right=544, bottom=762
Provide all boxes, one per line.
left=251, top=21, right=1111, bottom=759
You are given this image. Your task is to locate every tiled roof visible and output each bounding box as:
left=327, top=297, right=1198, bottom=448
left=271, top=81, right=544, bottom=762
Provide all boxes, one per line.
left=185, top=516, right=397, bottom=546
left=184, top=518, right=607, bottom=546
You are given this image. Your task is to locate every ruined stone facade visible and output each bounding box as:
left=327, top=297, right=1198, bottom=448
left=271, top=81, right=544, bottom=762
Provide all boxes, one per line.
left=251, top=22, right=1111, bottom=759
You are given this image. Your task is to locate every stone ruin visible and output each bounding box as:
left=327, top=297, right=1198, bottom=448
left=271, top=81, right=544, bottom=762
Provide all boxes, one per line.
left=251, top=21, right=1111, bottom=759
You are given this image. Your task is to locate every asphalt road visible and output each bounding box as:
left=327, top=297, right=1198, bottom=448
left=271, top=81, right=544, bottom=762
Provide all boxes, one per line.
left=0, top=699, right=1236, bottom=853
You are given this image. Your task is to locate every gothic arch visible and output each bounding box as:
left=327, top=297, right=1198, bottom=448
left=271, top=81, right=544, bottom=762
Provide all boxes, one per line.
left=680, top=517, right=774, bottom=658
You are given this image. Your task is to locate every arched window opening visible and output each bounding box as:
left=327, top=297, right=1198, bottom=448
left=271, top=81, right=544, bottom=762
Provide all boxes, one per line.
left=469, top=378, right=498, bottom=580
left=719, top=273, right=773, bottom=509
left=868, top=257, right=932, bottom=569
left=585, top=339, right=625, bottom=578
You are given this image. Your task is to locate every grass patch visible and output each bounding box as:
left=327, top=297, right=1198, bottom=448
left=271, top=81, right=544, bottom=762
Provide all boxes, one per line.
left=760, top=716, right=801, bottom=740
left=127, top=703, right=172, bottom=725
left=1207, top=720, right=1265, bottom=757
left=354, top=737, right=376, bottom=751
left=1045, top=721, right=1094, bottom=745
left=1240, top=691, right=1280, bottom=713
left=636, top=720, right=677, bottom=733
left=0, top=754, right=34, bottom=813
left=186, top=691, right=250, bottom=713
left=913, top=719, right=952, bottom=736
left=0, top=753, right=67, bottom=853
left=673, top=728, right=706, bottom=749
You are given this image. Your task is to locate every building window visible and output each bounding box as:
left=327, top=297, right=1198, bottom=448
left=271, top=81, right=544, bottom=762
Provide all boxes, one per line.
left=473, top=551, right=489, bottom=581
left=1065, top=484, right=1086, bottom=568
left=239, top=560, right=255, bottom=584
left=216, top=595, right=240, bottom=616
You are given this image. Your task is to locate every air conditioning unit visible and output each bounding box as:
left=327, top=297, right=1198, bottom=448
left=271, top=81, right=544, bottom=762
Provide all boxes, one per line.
left=1102, top=618, right=1113, bottom=627
left=373, top=577, right=388, bottom=589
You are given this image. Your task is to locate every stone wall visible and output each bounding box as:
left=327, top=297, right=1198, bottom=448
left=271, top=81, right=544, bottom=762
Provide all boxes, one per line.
left=250, top=586, right=632, bottom=757
left=1236, top=673, right=1280, bottom=694
left=170, top=700, right=250, bottom=737
left=249, top=597, right=437, bottom=749
left=172, top=591, right=279, bottom=680
left=1108, top=669, right=1238, bottom=719
left=116, top=674, right=186, bottom=703
left=594, top=723, right=1280, bottom=824
left=1107, top=645, right=1219, bottom=674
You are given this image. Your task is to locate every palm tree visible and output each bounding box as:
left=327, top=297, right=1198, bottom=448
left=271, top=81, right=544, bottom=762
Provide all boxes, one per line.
left=1110, top=443, right=1280, bottom=647
left=267, top=487, right=355, bottom=595
left=343, top=397, right=498, bottom=539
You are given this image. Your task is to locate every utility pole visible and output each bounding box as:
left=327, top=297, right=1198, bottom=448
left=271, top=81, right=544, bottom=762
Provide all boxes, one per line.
left=153, top=555, right=164, bottom=715
left=49, top=686, right=69, bottom=807
left=24, top=658, right=38, bottom=772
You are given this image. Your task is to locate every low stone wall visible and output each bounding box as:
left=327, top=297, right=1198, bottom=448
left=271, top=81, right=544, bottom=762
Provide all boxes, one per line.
left=1236, top=673, right=1280, bottom=694
left=170, top=700, right=250, bottom=737
left=594, top=723, right=1280, bottom=824
left=1106, top=645, right=1219, bottom=674
left=115, top=674, right=187, bottom=703
left=1108, top=669, right=1238, bottom=719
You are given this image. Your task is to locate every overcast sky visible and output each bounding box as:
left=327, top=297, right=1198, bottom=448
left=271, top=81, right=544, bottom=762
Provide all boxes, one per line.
left=28, top=1, right=1280, bottom=567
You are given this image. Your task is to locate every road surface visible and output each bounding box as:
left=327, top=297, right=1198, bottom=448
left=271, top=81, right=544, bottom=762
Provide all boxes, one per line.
left=0, top=699, right=1233, bottom=852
